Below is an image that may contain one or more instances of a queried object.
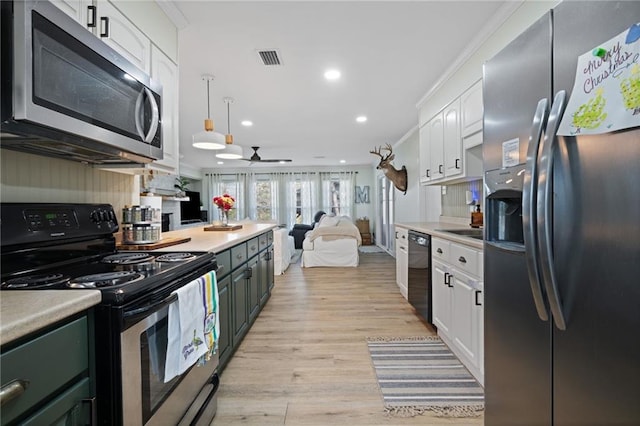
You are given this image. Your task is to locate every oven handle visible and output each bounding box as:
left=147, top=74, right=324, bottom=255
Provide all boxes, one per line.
left=123, top=293, right=178, bottom=322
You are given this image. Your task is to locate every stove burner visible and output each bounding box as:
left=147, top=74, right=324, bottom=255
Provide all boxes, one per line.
left=102, top=253, right=155, bottom=265
left=155, top=253, right=196, bottom=262
left=68, top=271, right=143, bottom=288
left=2, top=273, right=70, bottom=289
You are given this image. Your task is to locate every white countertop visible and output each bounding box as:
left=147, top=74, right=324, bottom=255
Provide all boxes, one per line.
left=154, top=222, right=278, bottom=253
left=395, top=221, right=484, bottom=250
left=0, top=290, right=102, bottom=347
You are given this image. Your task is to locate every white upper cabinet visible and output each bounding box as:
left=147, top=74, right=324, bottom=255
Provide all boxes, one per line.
left=429, top=112, right=445, bottom=181
left=418, top=124, right=430, bottom=184
left=50, top=0, right=154, bottom=74
left=49, top=0, right=91, bottom=26
left=151, top=45, right=179, bottom=174
left=419, top=80, right=484, bottom=186
left=95, top=0, right=151, bottom=74
left=443, top=99, right=462, bottom=178
left=460, top=80, right=483, bottom=138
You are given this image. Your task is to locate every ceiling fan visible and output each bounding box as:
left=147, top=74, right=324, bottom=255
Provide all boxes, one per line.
left=242, top=146, right=292, bottom=163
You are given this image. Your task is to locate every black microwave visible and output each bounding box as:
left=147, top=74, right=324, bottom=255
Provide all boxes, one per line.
left=0, top=0, right=163, bottom=165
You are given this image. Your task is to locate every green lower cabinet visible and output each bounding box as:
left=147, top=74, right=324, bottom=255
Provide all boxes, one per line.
left=248, top=256, right=260, bottom=324
left=216, top=273, right=232, bottom=369
left=215, top=232, right=274, bottom=373
left=231, top=268, right=249, bottom=346
left=0, top=315, right=94, bottom=425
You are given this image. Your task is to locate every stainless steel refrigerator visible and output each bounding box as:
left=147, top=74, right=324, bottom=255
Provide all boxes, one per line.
left=482, top=2, right=640, bottom=425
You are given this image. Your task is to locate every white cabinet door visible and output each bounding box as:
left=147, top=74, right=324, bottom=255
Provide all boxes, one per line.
left=474, top=282, right=484, bottom=381
left=443, top=99, right=462, bottom=178
left=96, top=0, right=151, bottom=74
left=428, top=113, right=444, bottom=181
left=461, top=80, right=483, bottom=138
left=418, top=124, right=430, bottom=184
left=50, top=0, right=91, bottom=26
left=452, top=271, right=478, bottom=367
left=395, top=228, right=409, bottom=299
left=151, top=45, right=178, bottom=174
left=432, top=259, right=451, bottom=336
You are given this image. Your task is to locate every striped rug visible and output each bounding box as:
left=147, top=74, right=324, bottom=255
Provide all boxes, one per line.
left=367, top=336, right=484, bottom=418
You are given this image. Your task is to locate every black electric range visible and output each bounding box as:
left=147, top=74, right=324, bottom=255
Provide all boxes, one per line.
left=0, top=203, right=215, bottom=304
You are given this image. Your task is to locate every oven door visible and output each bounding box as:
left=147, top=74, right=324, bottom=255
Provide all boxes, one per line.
left=120, top=284, right=219, bottom=425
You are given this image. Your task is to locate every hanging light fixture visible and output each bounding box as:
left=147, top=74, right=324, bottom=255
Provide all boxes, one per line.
left=216, top=97, right=244, bottom=159
left=192, top=75, right=225, bottom=150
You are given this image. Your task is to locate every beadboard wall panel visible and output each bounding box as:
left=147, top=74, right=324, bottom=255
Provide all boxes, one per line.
left=441, top=179, right=483, bottom=219
left=1, top=150, right=138, bottom=214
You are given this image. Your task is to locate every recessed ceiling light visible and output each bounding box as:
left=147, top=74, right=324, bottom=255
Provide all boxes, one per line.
left=324, top=69, right=341, bottom=81
left=217, top=161, right=224, bottom=165
left=356, top=116, right=367, bottom=123
left=241, top=120, right=253, bottom=127
left=340, top=159, right=346, bottom=164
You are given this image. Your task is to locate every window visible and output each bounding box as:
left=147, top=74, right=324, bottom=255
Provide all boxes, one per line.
left=253, top=176, right=276, bottom=221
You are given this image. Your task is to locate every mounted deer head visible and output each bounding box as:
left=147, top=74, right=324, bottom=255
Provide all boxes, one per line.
left=370, top=143, right=408, bottom=194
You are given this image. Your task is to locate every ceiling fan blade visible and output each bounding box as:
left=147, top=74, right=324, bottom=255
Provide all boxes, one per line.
left=242, top=146, right=292, bottom=162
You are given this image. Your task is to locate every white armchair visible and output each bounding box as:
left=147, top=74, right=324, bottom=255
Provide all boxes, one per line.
left=273, top=228, right=295, bottom=275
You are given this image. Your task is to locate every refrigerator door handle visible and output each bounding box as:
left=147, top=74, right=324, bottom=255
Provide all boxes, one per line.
left=537, top=90, right=568, bottom=331
left=523, top=98, right=550, bottom=321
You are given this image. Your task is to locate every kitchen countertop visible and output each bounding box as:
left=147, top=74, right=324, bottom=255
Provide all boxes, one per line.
left=0, top=290, right=102, bottom=347
left=153, top=222, right=278, bottom=253
left=395, top=221, right=484, bottom=250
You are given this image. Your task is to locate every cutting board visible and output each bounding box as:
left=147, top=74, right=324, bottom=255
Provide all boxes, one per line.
left=117, top=237, right=191, bottom=250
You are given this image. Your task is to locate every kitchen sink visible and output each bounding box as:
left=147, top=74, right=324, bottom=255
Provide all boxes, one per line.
left=435, top=229, right=484, bottom=240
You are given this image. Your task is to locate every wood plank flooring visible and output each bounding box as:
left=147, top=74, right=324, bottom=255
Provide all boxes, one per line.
left=211, top=251, right=484, bottom=425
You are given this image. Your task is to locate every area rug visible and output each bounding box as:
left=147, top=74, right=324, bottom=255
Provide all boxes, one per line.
left=367, top=336, right=484, bottom=418
left=358, top=245, right=384, bottom=253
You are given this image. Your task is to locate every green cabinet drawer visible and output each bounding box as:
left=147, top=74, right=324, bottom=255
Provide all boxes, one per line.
left=258, top=231, right=274, bottom=252
left=231, top=242, right=247, bottom=270
left=1, top=316, right=89, bottom=425
left=22, top=378, right=92, bottom=426
left=247, top=237, right=260, bottom=259
left=215, top=249, right=232, bottom=279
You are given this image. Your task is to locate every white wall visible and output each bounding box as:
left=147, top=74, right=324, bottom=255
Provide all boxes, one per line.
left=391, top=129, right=420, bottom=223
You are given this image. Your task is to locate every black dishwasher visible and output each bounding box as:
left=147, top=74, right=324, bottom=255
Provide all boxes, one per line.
left=407, top=231, right=432, bottom=324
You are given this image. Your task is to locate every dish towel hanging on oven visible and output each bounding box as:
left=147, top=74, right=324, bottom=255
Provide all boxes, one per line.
left=199, top=271, right=220, bottom=365
left=164, top=271, right=218, bottom=383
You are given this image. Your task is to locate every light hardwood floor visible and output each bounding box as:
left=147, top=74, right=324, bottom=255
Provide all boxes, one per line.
left=211, top=251, right=484, bottom=425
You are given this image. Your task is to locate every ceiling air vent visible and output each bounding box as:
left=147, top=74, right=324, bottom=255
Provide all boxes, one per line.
left=257, top=49, right=282, bottom=66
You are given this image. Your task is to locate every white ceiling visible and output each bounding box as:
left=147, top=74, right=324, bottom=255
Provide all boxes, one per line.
left=173, top=1, right=508, bottom=170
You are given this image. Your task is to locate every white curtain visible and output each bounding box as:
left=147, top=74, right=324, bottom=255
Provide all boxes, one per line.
left=205, top=170, right=355, bottom=228
left=204, top=173, right=247, bottom=221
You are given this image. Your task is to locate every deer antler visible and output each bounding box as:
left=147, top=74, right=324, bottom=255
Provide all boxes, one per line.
left=382, top=143, right=393, bottom=154
left=370, top=145, right=391, bottom=160
left=369, top=146, right=383, bottom=158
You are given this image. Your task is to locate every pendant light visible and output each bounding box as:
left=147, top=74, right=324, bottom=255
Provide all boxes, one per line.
left=216, top=97, right=244, bottom=160
left=192, top=75, right=225, bottom=150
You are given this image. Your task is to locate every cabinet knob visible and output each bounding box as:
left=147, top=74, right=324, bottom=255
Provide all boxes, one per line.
left=437, top=248, right=443, bottom=254
left=438, top=164, right=443, bottom=174
left=458, top=256, right=467, bottom=264
left=426, top=169, right=430, bottom=178
left=455, top=158, right=461, bottom=169
left=0, top=379, right=29, bottom=406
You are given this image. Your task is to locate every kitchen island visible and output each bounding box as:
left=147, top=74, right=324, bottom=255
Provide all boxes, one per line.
left=151, top=222, right=278, bottom=253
